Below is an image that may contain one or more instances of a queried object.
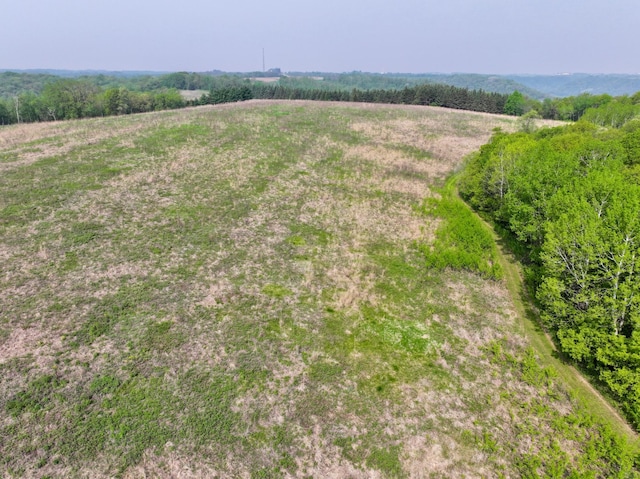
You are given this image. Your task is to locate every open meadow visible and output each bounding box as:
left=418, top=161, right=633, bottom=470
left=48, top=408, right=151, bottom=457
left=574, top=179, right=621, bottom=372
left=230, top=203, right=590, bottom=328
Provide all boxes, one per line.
left=0, top=101, right=636, bottom=478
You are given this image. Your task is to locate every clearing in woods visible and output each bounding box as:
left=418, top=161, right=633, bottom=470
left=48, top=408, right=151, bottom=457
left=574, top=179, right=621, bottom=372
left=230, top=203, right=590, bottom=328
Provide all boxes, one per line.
left=0, top=100, right=635, bottom=478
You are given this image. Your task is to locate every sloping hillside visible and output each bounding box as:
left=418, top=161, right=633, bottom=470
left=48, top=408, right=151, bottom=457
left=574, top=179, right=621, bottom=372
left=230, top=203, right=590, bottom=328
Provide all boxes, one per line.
left=0, top=102, right=635, bottom=478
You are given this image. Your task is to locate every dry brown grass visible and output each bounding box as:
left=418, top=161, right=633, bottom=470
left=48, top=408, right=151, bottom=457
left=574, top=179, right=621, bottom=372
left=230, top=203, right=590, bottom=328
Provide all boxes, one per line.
left=3, top=102, right=614, bottom=479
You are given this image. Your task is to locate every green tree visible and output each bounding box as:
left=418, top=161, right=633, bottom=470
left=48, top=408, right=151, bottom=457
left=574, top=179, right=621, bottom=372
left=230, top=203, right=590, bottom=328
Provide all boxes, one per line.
left=504, top=90, right=526, bottom=116
left=41, top=79, right=100, bottom=119
left=539, top=167, right=639, bottom=341
left=581, top=99, right=639, bottom=128
left=103, top=87, right=132, bottom=116
left=621, top=119, right=640, bottom=165
left=517, top=109, right=541, bottom=133
left=0, top=98, right=13, bottom=124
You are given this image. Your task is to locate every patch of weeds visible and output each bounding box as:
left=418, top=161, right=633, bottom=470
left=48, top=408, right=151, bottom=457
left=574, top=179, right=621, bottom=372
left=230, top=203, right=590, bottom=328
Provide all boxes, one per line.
left=1, top=171, right=112, bottom=227
left=322, top=147, right=344, bottom=164
left=420, top=180, right=502, bottom=280
left=0, top=204, right=26, bottom=226
left=357, top=305, right=437, bottom=358
left=262, top=284, right=293, bottom=299
left=248, top=424, right=295, bottom=455
left=62, top=222, right=103, bottom=247
left=178, top=369, right=243, bottom=448
left=0, top=327, right=10, bottom=345
left=58, top=376, right=176, bottom=473
left=308, top=361, right=344, bottom=382
left=73, top=282, right=153, bottom=345
left=289, top=223, right=331, bottom=247
left=370, top=371, right=398, bottom=394
left=0, top=356, right=34, bottom=378
left=135, top=123, right=210, bottom=154
left=251, top=467, right=283, bottom=478
left=14, top=368, right=243, bottom=476
left=6, top=374, right=67, bottom=417
left=478, top=431, right=499, bottom=454
left=140, top=320, right=185, bottom=352
left=520, top=347, right=557, bottom=388
left=89, top=374, right=122, bottom=396
left=286, top=235, right=306, bottom=247
left=366, top=446, right=405, bottom=478
left=267, top=106, right=291, bottom=118
left=478, top=339, right=639, bottom=478
left=59, top=251, right=79, bottom=271
left=0, top=151, right=14, bottom=163
left=47, top=299, right=74, bottom=313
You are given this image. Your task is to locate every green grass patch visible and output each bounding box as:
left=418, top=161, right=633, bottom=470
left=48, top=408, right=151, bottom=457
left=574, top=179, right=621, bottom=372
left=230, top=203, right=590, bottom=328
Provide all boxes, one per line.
left=262, top=284, right=293, bottom=299
left=420, top=178, right=503, bottom=279
left=6, top=374, right=67, bottom=417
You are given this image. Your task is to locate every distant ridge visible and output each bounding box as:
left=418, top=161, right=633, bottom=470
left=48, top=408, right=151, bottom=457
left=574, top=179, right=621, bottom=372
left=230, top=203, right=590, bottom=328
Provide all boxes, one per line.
left=1, top=69, right=639, bottom=98
left=0, top=69, right=167, bottom=78
left=506, top=73, right=640, bottom=97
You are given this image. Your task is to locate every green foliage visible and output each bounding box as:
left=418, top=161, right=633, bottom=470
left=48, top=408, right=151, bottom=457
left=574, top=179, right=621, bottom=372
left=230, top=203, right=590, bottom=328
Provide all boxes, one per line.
left=251, top=82, right=507, bottom=114
left=483, top=340, right=639, bottom=478
left=520, top=347, right=557, bottom=387
left=6, top=375, right=67, bottom=416
left=517, top=109, right=542, bottom=133
left=504, top=90, right=526, bottom=116
left=420, top=181, right=502, bottom=279
left=621, top=119, right=640, bottom=164
left=0, top=78, right=186, bottom=124
left=199, top=86, right=253, bottom=105
left=581, top=97, right=639, bottom=128
left=459, top=116, right=640, bottom=430
left=262, top=284, right=293, bottom=299
left=365, top=446, right=404, bottom=477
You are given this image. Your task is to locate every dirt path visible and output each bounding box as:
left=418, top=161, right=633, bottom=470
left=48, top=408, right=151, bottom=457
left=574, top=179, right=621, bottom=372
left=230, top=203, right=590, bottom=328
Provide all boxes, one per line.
left=482, top=199, right=639, bottom=444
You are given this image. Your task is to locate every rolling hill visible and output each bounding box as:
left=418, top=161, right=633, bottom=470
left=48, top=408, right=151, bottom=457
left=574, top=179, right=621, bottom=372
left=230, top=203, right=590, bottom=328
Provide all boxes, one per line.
left=0, top=101, right=636, bottom=477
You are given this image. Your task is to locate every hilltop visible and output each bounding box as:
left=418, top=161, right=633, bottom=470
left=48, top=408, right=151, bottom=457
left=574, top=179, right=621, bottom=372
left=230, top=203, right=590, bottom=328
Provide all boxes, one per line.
left=0, top=102, right=636, bottom=477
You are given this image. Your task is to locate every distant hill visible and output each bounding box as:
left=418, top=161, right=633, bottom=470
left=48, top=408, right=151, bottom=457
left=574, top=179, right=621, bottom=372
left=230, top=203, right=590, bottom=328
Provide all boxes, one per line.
left=0, top=71, right=59, bottom=97
left=407, top=73, right=547, bottom=100
left=506, top=73, right=640, bottom=97
left=0, top=69, right=166, bottom=78
left=2, top=69, right=640, bottom=100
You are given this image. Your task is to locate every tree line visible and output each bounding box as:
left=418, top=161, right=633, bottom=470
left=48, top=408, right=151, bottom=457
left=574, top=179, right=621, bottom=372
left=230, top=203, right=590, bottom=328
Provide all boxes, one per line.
left=0, top=79, right=186, bottom=124
left=191, top=83, right=508, bottom=114
left=458, top=105, right=640, bottom=428
left=3, top=75, right=640, bottom=126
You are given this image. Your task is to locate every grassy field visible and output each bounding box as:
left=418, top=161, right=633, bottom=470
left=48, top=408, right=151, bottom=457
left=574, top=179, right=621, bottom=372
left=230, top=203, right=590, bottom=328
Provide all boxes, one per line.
left=0, top=101, right=636, bottom=478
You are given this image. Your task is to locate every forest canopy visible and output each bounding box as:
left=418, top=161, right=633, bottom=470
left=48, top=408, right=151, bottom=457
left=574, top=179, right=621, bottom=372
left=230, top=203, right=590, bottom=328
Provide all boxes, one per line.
left=458, top=105, right=640, bottom=427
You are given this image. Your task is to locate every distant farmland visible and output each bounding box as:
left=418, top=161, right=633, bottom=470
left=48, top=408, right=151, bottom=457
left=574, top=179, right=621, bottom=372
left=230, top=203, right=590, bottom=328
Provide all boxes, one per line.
left=0, top=101, right=635, bottom=478
left=179, top=89, right=209, bottom=101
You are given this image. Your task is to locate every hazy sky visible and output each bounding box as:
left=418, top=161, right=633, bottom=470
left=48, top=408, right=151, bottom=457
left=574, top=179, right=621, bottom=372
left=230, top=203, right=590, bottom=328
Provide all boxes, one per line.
left=2, top=0, right=638, bottom=74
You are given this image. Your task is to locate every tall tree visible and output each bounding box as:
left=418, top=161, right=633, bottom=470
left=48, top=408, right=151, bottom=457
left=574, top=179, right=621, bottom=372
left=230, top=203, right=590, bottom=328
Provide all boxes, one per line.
left=504, top=90, right=526, bottom=116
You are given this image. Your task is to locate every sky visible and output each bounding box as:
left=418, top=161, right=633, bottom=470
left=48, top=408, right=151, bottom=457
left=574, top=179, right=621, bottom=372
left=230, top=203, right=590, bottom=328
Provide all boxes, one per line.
left=1, top=0, right=638, bottom=74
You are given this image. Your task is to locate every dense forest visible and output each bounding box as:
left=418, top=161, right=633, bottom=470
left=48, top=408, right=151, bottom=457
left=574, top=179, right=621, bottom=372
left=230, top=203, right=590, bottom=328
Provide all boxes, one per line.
left=248, top=83, right=508, bottom=113
left=0, top=79, right=186, bottom=124
left=459, top=104, right=640, bottom=428
left=0, top=71, right=249, bottom=99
